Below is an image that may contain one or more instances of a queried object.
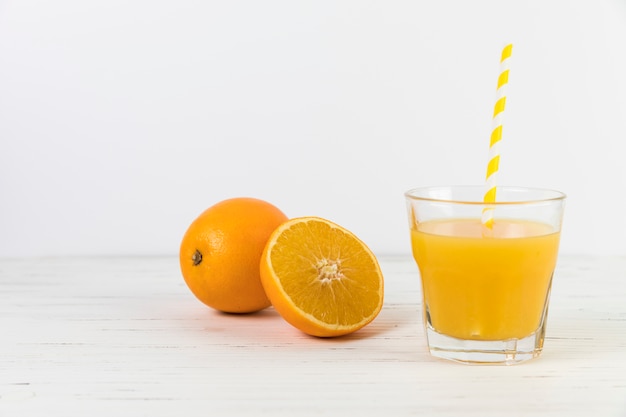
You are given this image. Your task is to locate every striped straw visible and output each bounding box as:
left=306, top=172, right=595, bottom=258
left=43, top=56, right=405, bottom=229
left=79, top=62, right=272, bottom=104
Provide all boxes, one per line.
left=482, top=43, right=513, bottom=228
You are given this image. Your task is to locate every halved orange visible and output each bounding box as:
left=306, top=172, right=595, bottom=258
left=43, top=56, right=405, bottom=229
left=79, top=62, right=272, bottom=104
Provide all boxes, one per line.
left=260, top=217, right=384, bottom=337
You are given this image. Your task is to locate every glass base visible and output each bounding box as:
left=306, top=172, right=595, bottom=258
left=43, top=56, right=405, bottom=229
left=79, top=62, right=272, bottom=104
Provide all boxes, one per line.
left=425, top=325, right=546, bottom=365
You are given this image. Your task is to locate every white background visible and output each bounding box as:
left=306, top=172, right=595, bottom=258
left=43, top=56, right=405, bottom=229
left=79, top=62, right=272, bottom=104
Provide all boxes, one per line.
left=1, top=0, right=625, bottom=258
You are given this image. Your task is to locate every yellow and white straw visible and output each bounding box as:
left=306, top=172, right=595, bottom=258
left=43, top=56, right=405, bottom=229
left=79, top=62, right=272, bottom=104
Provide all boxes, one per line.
left=482, top=43, right=513, bottom=228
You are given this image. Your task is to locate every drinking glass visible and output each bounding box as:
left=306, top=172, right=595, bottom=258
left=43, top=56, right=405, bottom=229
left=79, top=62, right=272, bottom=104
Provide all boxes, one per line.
left=405, top=186, right=566, bottom=365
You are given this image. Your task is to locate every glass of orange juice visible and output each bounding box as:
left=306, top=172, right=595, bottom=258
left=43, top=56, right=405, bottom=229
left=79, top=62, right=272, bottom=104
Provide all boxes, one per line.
left=405, top=186, right=566, bottom=365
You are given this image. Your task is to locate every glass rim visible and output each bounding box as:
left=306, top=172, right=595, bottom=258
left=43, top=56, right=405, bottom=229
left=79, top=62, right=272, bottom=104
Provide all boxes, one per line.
left=404, top=185, right=566, bottom=206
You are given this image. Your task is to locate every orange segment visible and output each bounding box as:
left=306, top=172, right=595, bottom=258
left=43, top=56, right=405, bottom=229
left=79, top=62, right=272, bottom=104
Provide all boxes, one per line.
left=260, top=217, right=384, bottom=337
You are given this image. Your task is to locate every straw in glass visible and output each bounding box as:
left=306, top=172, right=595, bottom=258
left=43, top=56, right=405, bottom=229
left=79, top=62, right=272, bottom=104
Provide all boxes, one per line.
left=482, top=43, right=513, bottom=228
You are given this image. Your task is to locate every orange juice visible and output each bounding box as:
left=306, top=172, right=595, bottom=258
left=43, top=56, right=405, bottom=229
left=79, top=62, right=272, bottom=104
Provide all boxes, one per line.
left=411, top=218, right=560, bottom=341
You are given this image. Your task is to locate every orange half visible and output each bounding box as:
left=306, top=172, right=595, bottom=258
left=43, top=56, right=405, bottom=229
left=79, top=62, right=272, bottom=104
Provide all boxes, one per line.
left=260, top=217, right=384, bottom=337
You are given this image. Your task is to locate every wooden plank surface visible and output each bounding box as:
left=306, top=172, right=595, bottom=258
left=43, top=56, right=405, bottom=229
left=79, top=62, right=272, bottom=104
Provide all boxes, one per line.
left=1, top=255, right=625, bottom=416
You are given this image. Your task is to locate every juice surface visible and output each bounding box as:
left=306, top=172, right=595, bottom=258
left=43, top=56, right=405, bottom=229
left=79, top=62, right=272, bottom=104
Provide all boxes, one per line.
left=411, top=218, right=560, bottom=340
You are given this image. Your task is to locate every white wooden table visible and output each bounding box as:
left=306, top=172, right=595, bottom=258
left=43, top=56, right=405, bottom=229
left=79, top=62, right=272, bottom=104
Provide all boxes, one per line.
left=1, top=255, right=625, bottom=416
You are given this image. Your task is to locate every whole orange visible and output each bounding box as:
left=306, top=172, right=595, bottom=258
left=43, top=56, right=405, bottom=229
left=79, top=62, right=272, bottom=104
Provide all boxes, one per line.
left=179, top=197, right=288, bottom=313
